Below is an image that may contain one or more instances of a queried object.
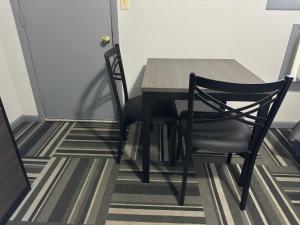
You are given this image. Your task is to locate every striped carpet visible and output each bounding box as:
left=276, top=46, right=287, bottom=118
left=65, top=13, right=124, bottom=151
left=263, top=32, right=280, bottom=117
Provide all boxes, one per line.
left=7, top=120, right=300, bottom=225
left=10, top=157, right=118, bottom=225
left=106, top=162, right=205, bottom=225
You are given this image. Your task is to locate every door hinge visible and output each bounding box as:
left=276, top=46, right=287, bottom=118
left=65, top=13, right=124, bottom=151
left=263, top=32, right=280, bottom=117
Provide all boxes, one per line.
left=19, top=12, right=25, bottom=27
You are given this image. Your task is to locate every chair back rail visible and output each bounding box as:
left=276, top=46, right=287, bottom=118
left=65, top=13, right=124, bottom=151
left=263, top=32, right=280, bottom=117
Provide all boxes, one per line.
left=186, top=73, right=293, bottom=155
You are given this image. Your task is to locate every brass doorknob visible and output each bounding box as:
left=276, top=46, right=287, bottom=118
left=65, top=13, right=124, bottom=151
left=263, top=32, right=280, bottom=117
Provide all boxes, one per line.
left=101, top=35, right=110, bottom=45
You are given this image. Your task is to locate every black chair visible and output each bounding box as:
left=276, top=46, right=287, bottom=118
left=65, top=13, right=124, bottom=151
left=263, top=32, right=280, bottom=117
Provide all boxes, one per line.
left=178, top=73, right=293, bottom=210
left=104, top=44, right=178, bottom=163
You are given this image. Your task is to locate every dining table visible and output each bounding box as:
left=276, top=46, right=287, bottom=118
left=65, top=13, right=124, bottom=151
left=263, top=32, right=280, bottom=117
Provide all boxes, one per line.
left=141, top=58, right=265, bottom=183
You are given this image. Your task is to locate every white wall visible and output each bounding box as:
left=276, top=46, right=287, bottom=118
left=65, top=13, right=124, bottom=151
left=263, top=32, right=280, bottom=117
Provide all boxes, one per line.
left=0, top=40, right=23, bottom=122
left=118, top=0, right=300, bottom=124
left=0, top=0, right=38, bottom=122
left=1, top=0, right=299, bottom=124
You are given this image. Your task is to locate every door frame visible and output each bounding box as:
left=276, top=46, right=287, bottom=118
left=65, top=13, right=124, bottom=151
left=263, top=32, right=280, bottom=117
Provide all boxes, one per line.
left=10, top=0, right=119, bottom=120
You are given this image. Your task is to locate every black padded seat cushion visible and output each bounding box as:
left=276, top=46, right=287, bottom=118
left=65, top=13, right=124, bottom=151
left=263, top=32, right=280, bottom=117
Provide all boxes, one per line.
left=181, top=114, right=252, bottom=153
left=175, top=100, right=216, bottom=115
left=123, top=95, right=178, bottom=124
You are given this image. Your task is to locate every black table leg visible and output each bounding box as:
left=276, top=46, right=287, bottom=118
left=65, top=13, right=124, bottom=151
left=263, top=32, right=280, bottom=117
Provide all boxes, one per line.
left=142, top=92, right=151, bottom=183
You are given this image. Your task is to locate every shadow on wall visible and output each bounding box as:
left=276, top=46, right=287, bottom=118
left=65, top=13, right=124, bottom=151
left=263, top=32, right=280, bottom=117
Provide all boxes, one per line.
left=129, top=66, right=145, bottom=97
left=76, top=65, right=145, bottom=120
left=76, top=67, right=117, bottom=120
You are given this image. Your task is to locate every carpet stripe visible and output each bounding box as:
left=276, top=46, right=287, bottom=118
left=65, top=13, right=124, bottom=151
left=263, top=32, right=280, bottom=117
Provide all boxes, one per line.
left=254, top=166, right=298, bottom=225
left=235, top=165, right=268, bottom=225
left=209, top=163, right=235, bottom=225
left=33, top=123, right=64, bottom=157
left=69, top=158, right=106, bottom=224
left=84, top=160, right=113, bottom=224
left=38, top=122, right=71, bottom=157
left=16, top=122, right=43, bottom=147
left=50, top=122, right=75, bottom=157
left=66, top=159, right=100, bottom=223
left=225, top=165, right=254, bottom=225
left=14, top=122, right=36, bottom=140
left=275, top=128, right=294, bottom=149
left=21, top=157, right=68, bottom=221
left=10, top=157, right=57, bottom=220
left=261, top=166, right=300, bottom=224
left=123, top=124, right=136, bottom=159
left=109, top=208, right=205, bottom=217
left=263, top=138, right=287, bottom=166
left=105, top=221, right=205, bottom=225
left=205, top=163, right=226, bottom=225
left=28, top=158, right=71, bottom=221
left=34, top=158, right=80, bottom=222
left=110, top=203, right=203, bottom=210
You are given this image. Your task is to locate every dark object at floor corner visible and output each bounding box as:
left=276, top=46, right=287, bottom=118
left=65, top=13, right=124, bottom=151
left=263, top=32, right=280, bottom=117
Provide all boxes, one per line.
left=288, top=121, right=300, bottom=163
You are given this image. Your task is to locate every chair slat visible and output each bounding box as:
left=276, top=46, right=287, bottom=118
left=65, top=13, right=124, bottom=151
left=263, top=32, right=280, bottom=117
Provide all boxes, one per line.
left=194, top=75, right=285, bottom=93
left=111, top=56, right=120, bottom=73
left=195, top=86, right=278, bottom=116
left=194, top=87, right=274, bottom=125
left=193, top=90, right=265, bottom=126
left=104, top=44, right=129, bottom=120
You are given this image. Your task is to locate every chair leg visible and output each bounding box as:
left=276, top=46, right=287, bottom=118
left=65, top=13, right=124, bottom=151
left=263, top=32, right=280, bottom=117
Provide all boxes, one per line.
left=159, top=124, right=165, bottom=162
left=179, top=136, right=192, bottom=205
left=238, top=159, right=250, bottom=187
left=166, top=122, right=176, bottom=166
left=150, top=122, right=154, bottom=132
left=167, top=123, right=171, bottom=138
left=117, top=122, right=126, bottom=164
left=240, top=161, right=255, bottom=210
left=169, top=122, right=177, bottom=166
left=179, top=144, right=191, bottom=206
left=176, top=127, right=183, bottom=161
left=226, top=153, right=232, bottom=164
left=176, top=146, right=181, bottom=161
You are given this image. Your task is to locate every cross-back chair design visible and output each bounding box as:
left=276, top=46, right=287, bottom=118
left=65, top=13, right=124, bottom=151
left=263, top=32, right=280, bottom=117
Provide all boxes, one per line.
left=179, top=73, right=293, bottom=210
left=104, top=44, right=128, bottom=124
left=105, top=44, right=178, bottom=163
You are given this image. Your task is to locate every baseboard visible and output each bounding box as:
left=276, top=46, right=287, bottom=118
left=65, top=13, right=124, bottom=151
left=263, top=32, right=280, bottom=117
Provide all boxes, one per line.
left=271, top=121, right=296, bottom=129
left=10, top=115, right=41, bottom=130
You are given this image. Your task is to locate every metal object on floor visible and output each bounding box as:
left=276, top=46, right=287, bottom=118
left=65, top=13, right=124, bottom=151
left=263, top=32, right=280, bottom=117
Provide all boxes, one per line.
left=289, top=121, right=300, bottom=156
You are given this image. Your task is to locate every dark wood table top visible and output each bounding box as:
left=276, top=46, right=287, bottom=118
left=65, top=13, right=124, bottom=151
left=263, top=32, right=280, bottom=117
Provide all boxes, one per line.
left=142, top=58, right=264, bottom=93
